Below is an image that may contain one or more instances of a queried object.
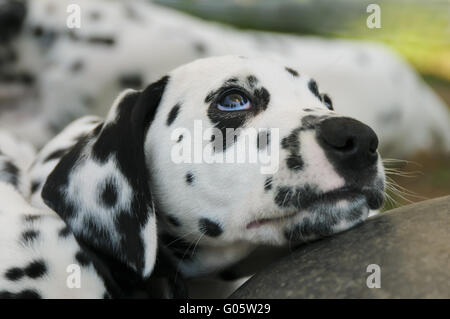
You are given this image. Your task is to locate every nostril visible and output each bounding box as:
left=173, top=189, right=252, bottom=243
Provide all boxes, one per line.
left=329, top=137, right=355, bottom=153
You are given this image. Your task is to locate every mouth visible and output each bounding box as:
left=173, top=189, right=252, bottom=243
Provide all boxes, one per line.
left=246, top=211, right=298, bottom=229
left=246, top=185, right=384, bottom=230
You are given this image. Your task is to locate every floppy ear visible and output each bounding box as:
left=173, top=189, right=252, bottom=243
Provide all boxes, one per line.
left=42, top=76, right=169, bottom=280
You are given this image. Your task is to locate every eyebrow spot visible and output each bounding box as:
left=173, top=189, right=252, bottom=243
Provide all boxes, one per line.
left=166, top=104, right=180, bottom=126
left=285, top=67, right=299, bottom=77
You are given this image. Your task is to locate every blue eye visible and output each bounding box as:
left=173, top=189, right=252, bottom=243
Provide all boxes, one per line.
left=217, top=91, right=251, bottom=111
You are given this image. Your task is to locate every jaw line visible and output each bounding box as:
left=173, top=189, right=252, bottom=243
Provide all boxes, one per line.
left=246, top=186, right=378, bottom=230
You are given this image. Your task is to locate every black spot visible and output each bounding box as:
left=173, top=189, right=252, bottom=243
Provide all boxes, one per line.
left=21, top=230, right=40, bottom=244
left=274, top=187, right=295, bottom=208
left=70, top=60, right=83, bottom=72
left=177, top=135, right=183, bottom=143
left=23, top=214, right=42, bottom=224
left=100, top=179, right=118, bottom=208
left=303, top=108, right=313, bottom=112
left=32, top=25, right=44, bottom=37
left=24, top=260, right=47, bottom=279
left=308, top=79, right=320, bottom=100
left=166, top=104, right=180, bottom=126
left=247, top=75, right=258, bottom=88
left=0, top=290, right=41, bottom=299
left=275, top=184, right=340, bottom=211
left=284, top=220, right=317, bottom=241
left=30, top=180, right=41, bottom=194
left=1, top=161, right=19, bottom=187
left=44, top=148, right=69, bottom=163
left=0, top=291, right=14, bottom=298
left=253, top=87, right=270, bottom=110
left=87, top=36, right=115, bottom=46
left=286, top=154, right=304, bottom=171
left=199, top=218, right=223, bottom=237
left=67, top=30, right=80, bottom=41
left=23, top=215, right=41, bottom=223
left=284, top=209, right=340, bottom=241
left=167, top=215, right=181, bottom=227
left=119, top=73, right=143, bottom=89
left=281, top=134, right=299, bottom=152
left=75, top=251, right=91, bottom=267
left=264, top=177, right=273, bottom=191
left=193, top=42, right=207, bottom=54
left=0, top=73, right=32, bottom=85
left=5, top=267, right=24, bottom=281
left=321, top=94, right=333, bottom=110
left=285, top=67, right=299, bottom=77
left=17, top=73, right=35, bottom=85
left=17, top=289, right=41, bottom=299
left=58, top=226, right=71, bottom=238
left=257, top=130, right=270, bottom=150
left=185, top=172, right=194, bottom=185
left=89, top=11, right=101, bottom=21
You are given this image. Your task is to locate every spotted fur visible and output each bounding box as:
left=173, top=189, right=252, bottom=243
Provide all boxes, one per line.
left=23, top=57, right=385, bottom=298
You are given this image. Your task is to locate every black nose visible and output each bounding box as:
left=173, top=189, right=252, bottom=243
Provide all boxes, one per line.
left=318, top=117, right=379, bottom=170
left=0, top=0, right=26, bottom=43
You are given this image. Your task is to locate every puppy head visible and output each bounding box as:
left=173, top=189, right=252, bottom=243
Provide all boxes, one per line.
left=147, top=56, right=385, bottom=247
left=42, top=56, right=385, bottom=279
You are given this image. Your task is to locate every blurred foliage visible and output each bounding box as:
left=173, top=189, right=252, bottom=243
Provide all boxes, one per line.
left=155, top=0, right=450, bottom=80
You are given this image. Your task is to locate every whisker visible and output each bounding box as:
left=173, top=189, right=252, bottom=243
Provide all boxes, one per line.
left=164, top=229, right=198, bottom=248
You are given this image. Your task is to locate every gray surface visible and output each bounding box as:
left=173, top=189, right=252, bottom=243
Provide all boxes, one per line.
left=231, top=196, right=450, bottom=298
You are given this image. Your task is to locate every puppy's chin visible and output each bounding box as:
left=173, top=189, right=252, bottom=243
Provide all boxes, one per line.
left=246, top=196, right=373, bottom=246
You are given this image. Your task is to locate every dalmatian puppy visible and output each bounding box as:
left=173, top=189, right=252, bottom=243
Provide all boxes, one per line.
left=1, top=0, right=448, bottom=157
left=22, top=56, right=385, bottom=298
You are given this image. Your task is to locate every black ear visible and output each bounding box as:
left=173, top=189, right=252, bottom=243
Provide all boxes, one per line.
left=42, top=76, right=169, bottom=278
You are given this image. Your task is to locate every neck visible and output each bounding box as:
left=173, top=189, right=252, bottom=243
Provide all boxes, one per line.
left=158, top=224, right=256, bottom=278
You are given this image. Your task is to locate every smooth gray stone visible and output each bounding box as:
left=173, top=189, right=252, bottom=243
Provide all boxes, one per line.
left=231, top=196, right=450, bottom=298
